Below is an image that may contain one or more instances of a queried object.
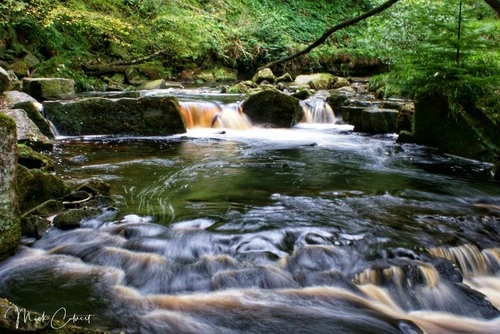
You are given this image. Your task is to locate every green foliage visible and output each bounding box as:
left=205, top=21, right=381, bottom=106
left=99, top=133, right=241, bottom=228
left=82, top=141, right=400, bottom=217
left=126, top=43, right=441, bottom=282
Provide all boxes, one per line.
left=365, top=0, right=499, bottom=120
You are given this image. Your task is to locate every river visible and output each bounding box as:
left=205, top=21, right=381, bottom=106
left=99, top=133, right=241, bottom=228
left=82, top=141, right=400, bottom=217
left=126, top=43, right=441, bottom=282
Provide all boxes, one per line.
left=0, top=93, right=499, bottom=333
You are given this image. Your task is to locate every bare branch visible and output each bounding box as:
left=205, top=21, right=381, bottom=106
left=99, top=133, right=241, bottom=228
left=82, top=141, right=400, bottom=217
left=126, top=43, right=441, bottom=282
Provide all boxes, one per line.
left=258, top=0, right=401, bottom=70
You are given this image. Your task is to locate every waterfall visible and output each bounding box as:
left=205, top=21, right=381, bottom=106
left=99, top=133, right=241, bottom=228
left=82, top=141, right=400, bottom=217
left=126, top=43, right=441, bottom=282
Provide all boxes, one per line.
left=300, top=97, right=336, bottom=124
left=179, top=101, right=252, bottom=130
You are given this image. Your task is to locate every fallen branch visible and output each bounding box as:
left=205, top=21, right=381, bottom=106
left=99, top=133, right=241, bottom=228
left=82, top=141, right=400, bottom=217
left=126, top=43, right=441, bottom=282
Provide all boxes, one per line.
left=258, top=0, right=401, bottom=70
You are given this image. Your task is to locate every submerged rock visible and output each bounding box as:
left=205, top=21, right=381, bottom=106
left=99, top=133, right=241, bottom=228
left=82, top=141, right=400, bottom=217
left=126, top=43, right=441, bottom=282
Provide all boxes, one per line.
left=242, top=90, right=303, bottom=127
left=0, top=113, right=20, bottom=260
left=43, top=95, right=186, bottom=136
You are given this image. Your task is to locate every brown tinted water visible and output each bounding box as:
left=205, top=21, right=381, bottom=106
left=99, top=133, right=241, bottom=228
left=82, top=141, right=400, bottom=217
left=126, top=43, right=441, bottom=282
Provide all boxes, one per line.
left=0, top=101, right=499, bottom=333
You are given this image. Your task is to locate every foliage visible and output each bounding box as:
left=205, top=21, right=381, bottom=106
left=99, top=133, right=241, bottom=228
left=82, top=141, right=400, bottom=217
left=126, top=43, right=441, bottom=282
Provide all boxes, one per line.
left=364, top=0, right=499, bottom=119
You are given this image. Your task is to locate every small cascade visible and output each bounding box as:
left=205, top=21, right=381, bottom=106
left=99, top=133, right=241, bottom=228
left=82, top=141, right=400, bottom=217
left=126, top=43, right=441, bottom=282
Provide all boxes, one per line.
left=300, top=97, right=336, bottom=124
left=179, top=101, right=252, bottom=130
left=427, top=244, right=500, bottom=277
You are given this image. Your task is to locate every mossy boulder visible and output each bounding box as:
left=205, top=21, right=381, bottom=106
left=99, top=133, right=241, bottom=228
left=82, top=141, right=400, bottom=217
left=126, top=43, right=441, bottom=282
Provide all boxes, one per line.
left=3, top=90, right=53, bottom=138
left=252, top=68, right=276, bottom=84
left=242, top=90, right=303, bottom=127
left=0, top=113, right=20, bottom=260
left=0, top=108, right=52, bottom=150
left=17, top=164, right=71, bottom=214
left=276, top=73, right=293, bottom=83
left=18, top=144, right=54, bottom=171
left=6, top=60, right=29, bottom=78
left=413, top=92, right=500, bottom=162
left=43, top=96, right=186, bottom=136
left=333, top=77, right=351, bottom=89
left=53, top=208, right=102, bottom=230
left=226, top=80, right=258, bottom=94
left=213, top=66, right=238, bottom=82
left=22, top=77, right=75, bottom=101
left=294, top=73, right=337, bottom=90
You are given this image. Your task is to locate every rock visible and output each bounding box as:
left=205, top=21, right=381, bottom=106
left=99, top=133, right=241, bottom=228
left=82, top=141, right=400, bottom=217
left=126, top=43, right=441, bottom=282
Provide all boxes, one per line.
left=0, top=114, right=20, bottom=260
left=194, top=70, right=215, bottom=83
left=17, top=164, right=71, bottom=214
left=294, top=73, right=336, bottom=90
left=493, top=162, right=500, bottom=180
left=22, top=199, right=65, bottom=217
left=242, top=90, right=303, bottom=127
left=43, top=96, right=186, bottom=136
left=22, top=77, right=75, bottom=101
left=22, top=53, right=40, bottom=68
left=6, top=60, right=29, bottom=78
left=396, top=103, right=415, bottom=133
left=359, top=109, right=399, bottom=134
left=252, top=68, right=276, bottom=84
left=75, top=180, right=111, bottom=196
left=3, top=90, right=53, bottom=138
left=397, top=130, right=416, bottom=144
left=138, top=79, right=167, bottom=90
left=276, top=73, right=293, bottom=83
left=18, top=144, right=55, bottom=171
left=0, top=109, right=52, bottom=149
left=21, top=215, right=52, bottom=239
left=0, top=66, right=15, bottom=93
left=291, top=87, right=313, bottom=100
left=226, top=80, right=258, bottom=94
left=333, top=77, right=350, bottom=89
left=53, top=208, right=102, bottom=230
left=213, top=66, right=238, bottom=82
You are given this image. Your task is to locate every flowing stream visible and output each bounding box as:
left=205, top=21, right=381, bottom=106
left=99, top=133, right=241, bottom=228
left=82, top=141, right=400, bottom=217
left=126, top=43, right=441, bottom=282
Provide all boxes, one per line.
left=1, top=92, right=499, bottom=333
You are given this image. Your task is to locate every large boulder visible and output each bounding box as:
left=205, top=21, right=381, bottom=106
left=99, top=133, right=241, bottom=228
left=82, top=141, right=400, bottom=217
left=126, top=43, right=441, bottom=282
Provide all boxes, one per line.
left=0, top=113, right=20, bottom=260
left=43, top=96, right=186, bottom=136
left=22, top=77, right=75, bottom=101
left=294, top=73, right=337, bottom=90
left=342, top=106, right=398, bottom=134
left=242, top=90, right=303, bottom=127
left=3, top=90, right=53, bottom=138
left=0, top=109, right=52, bottom=149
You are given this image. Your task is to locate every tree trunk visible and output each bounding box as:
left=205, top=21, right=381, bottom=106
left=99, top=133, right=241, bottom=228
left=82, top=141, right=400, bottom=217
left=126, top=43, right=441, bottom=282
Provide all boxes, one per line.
left=258, top=0, right=401, bottom=70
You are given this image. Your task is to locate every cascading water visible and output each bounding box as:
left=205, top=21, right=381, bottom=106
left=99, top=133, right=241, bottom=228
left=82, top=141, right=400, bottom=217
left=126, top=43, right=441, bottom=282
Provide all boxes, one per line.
left=1, top=91, right=499, bottom=333
left=300, top=96, right=336, bottom=124
left=179, top=101, right=252, bottom=130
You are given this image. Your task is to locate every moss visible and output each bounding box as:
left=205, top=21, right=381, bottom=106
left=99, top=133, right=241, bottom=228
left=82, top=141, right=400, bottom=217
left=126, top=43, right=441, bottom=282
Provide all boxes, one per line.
left=242, top=90, right=303, bottom=127
left=0, top=113, right=20, bottom=260
left=17, top=144, right=54, bottom=171
left=17, top=164, right=71, bottom=214
left=53, top=208, right=102, bottom=230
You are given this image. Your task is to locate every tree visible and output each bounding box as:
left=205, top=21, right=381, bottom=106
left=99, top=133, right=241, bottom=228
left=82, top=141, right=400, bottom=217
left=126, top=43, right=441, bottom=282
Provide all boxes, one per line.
left=259, top=0, right=401, bottom=70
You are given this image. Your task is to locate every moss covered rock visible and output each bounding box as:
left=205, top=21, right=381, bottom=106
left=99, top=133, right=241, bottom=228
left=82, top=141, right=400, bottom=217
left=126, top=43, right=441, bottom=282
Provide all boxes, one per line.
left=22, top=77, right=75, bottom=101
left=53, top=208, right=102, bottom=230
left=0, top=108, right=52, bottom=150
left=3, top=90, right=53, bottom=138
left=242, top=90, right=303, bottom=127
left=294, top=73, right=337, bottom=90
left=17, top=164, right=70, bottom=214
left=0, top=66, right=12, bottom=93
left=0, top=113, right=20, bottom=260
left=18, top=144, right=55, bottom=171
left=43, top=96, right=186, bottom=136
left=252, top=68, right=276, bottom=84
